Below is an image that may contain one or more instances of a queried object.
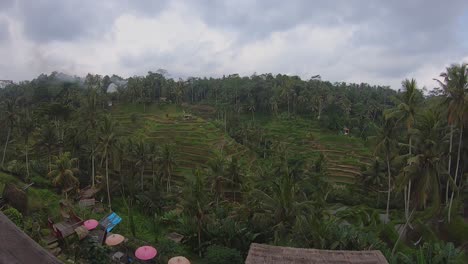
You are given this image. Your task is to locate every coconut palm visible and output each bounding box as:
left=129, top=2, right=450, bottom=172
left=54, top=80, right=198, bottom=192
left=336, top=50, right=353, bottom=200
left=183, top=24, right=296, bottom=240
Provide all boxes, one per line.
left=130, top=138, right=150, bottom=191
left=97, top=115, right=119, bottom=210
left=279, top=79, right=293, bottom=117
left=435, top=63, right=467, bottom=222
left=81, top=89, right=100, bottom=186
left=48, top=152, right=79, bottom=199
left=180, top=168, right=210, bottom=257
left=373, top=119, right=398, bottom=220
left=158, top=144, right=176, bottom=192
left=207, top=152, right=229, bottom=206
left=1, top=99, right=17, bottom=167
left=399, top=109, right=444, bottom=210
left=226, top=157, right=243, bottom=201
left=148, top=142, right=160, bottom=189
left=19, top=110, right=35, bottom=179
left=361, top=157, right=387, bottom=191
left=385, top=78, right=422, bottom=220
left=251, top=169, right=315, bottom=243
left=36, top=124, right=58, bottom=172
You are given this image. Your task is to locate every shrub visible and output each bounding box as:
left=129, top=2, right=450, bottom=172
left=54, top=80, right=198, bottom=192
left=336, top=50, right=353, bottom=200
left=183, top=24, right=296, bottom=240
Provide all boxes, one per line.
left=30, top=160, right=48, bottom=176
left=157, top=238, right=186, bottom=263
left=6, top=160, right=26, bottom=178
left=204, top=245, right=243, bottom=264
left=80, top=238, right=110, bottom=264
left=3, top=207, right=24, bottom=228
left=447, top=216, right=468, bottom=246
left=30, top=175, right=51, bottom=188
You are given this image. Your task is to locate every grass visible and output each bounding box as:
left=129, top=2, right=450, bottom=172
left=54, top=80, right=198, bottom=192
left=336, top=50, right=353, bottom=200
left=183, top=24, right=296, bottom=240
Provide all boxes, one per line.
left=0, top=171, right=61, bottom=225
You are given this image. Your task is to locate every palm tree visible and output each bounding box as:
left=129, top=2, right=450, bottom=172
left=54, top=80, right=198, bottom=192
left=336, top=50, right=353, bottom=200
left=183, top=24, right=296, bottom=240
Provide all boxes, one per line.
left=1, top=99, right=17, bottom=167
left=251, top=169, right=315, bottom=243
left=180, top=168, right=210, bottom=257
left=97, top=115, right=119, bottom=210
left=83, top=138, right=98, bottom=187
left=361, top=157, right=387, bottom=192
left=36, top=124, right=57, bottom=172
left=130, top=139, right=150, bottom=191
left=48, top=152, right=79, bottom=199
left=248, top=101, right=256, bottom=122
left=399, top=110, right=444, bottom=210
left=159, top=144, right=176, bottom=192
left=19, top=110, right=35, bottom=180
left=279, top=79, right=293, bottom=117
left=385, top=78, right=421, bottom=220
left=269, top=96, right=279, bottom=117
left=148, top=142, right=160, bottom=189
left=207, top=152, right=228, bottom=207
left=373, top=119, right=398, bottom=220
left=226, top=157, right=243, bottom=201
left=435, top=63, right=467, bottom=222
left=173, top=80, right=185, bottom=105
left=81, top=89, right=100, bottom=187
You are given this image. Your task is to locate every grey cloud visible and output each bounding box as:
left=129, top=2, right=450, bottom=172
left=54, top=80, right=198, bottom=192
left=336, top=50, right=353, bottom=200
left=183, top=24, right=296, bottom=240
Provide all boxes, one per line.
left=0, top=0, right=467, bottom=88
left=11, top=0, right=169, bottom=43
left=0, top=19, right=9, bottom=42
left=0, top=0, right=14, bottom=9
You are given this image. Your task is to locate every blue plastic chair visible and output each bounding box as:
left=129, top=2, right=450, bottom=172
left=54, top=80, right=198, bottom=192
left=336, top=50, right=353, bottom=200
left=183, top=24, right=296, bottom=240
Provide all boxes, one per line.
left=99, top=212, right=122, bottom=232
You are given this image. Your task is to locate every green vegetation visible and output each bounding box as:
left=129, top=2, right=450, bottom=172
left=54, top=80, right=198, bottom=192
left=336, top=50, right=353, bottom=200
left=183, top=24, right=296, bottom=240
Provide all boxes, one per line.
left=0, top=64, right=467, bottom=263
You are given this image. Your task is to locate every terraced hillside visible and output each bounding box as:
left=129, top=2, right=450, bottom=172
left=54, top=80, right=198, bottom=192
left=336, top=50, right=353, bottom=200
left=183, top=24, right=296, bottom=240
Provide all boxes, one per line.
left=259, top=117, right=372, bottom=185
left=111, top=104, right=254, bottom=186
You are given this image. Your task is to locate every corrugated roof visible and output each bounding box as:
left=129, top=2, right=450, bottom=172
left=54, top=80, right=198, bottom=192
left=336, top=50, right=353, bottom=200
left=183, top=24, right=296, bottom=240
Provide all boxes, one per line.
left=245, top=243, right=388, bottom=264
left=0, top=212, right=63, bottom=264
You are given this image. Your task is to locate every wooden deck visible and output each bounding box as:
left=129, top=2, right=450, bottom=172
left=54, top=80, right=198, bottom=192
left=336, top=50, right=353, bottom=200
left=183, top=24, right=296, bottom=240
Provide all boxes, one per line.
left=0, top=212, right=62, bottom=263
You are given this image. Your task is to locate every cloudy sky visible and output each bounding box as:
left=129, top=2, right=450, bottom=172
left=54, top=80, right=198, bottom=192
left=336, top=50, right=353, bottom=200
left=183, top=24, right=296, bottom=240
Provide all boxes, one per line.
left=0, top=0, right=467, bottom=89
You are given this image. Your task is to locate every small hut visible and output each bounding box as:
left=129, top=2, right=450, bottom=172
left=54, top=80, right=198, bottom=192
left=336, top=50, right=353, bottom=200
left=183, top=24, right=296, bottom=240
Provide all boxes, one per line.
left=343, top=127, right=350, bottom=135
left=183, top=112, right=193, bottom=120
left=245, top=243, right=388, bottom=264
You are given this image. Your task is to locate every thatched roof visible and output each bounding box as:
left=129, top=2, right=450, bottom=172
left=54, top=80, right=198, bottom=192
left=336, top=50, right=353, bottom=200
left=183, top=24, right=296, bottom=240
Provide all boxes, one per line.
left=245, top=243, right=388, bottom=264
left=0, top=212, right=62, bottom=264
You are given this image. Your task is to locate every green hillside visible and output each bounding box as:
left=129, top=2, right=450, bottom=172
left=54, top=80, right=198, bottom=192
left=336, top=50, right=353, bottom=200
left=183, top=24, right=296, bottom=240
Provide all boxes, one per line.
left=111, top=104, right=255, bottom=185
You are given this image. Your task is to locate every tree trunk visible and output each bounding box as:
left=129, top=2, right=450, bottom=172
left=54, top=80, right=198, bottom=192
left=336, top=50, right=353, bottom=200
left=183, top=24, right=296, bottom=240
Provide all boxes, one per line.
left=48, top=150, right=51, bottom=173
left=152, top=161, right=156, bottom=188
left=106, top=156, right=112, bottom=211
left=317, top=100, right=322, bottom=120
left=25, top=144, right=30, bottom=180
left=168, top=170, right=171, bottom=192
left=386, top=153, right=391, bottom=221
left=128, top=197, right=135, bottom=236
left=446, top=125, right=453, bottom=205
left=1, top=127, right=11, bottom=167
left=91, top=154, right=95, bottom=187
left=198, top=221, right=202, bottom=257
left=405, top=136, right=412, bottom=221
left=224, top=110, right=227, bottom=134
left=140, top=165, right=144, bottom=191
left=448, top=126, right=463, bottom=223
